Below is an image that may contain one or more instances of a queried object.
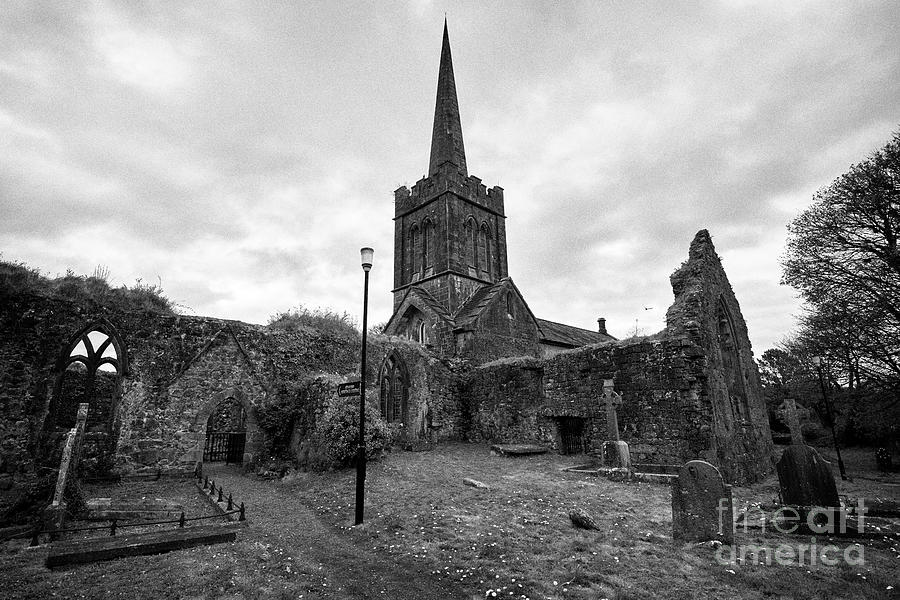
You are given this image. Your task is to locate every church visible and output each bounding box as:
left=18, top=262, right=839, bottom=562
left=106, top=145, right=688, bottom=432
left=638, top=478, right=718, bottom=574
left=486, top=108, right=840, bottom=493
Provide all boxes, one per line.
left=383, top=21, right=615, bottom=363
left=0, top=21, right=775, bottom=488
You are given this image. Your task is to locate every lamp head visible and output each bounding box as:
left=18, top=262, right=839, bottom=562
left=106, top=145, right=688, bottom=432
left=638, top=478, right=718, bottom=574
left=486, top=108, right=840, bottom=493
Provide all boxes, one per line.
left=360, top=247, right=374, bottom=272
left=811, top=356, right=822, bottom=368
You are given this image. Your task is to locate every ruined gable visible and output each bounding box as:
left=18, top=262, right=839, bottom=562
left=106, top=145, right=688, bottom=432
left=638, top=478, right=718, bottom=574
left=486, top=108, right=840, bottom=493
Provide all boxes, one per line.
left=665, top=229, right=774, bottom=481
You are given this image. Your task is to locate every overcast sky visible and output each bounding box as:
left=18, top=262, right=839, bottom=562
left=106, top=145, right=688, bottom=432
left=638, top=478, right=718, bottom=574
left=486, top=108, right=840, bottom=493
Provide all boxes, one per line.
left=2, top=1, right=898, bottom=354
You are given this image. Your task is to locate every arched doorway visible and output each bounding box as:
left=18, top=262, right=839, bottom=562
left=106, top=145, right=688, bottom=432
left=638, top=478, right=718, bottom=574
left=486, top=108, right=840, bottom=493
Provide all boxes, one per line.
left=203, top=396, right=247, bottom=464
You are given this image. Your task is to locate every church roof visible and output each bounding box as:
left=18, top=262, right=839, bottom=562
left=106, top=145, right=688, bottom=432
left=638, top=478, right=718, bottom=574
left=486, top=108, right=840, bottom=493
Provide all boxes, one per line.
left=535, top=318, right=615, bottom=348
left=407, top=286, right=453, bottom=323
left=453, top=279, right=508, bottom=330
left=428, top=19, right=467, bottom=177
left=383, top=285, right=454, bottom=335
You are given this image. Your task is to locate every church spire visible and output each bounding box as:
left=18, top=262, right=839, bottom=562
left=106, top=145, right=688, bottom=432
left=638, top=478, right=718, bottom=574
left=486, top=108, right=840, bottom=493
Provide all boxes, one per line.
left=428, top=19, right=467, bottom=178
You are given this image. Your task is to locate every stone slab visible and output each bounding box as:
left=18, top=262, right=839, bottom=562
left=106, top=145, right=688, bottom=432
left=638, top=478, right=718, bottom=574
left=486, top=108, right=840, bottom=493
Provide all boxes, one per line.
left=672, top=460, right=734, bottom=544
left=632, top=463, right=681, bottom=475
left=490, top=444, right=548, bottom=456
left=45, top=523, right=241, bottom=568
left=86, top=498, right=185, bottom=520
left=776, top=445, right=840, bottom=508
left=631, top=472, right=677, bottom=485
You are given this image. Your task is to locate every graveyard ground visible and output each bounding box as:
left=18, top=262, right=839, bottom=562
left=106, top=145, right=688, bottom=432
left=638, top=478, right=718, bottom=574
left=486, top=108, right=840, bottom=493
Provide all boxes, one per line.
left=1, top=444, right=898, bottom=600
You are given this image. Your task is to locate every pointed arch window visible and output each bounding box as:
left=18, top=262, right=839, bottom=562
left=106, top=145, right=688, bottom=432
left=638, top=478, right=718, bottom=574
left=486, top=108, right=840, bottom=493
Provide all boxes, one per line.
left=410, top=224, right=421, bottom=281
left=465, top=217, right=477, bottom=271
left=423, top=219, right=435, bottom=275
left=54, top=326, right=123, bottom=431
left=479, top=222, right=492, bottom=279
left=716, top=298, right=749, bottom=424
left=379, top=352, right=409, bottom=424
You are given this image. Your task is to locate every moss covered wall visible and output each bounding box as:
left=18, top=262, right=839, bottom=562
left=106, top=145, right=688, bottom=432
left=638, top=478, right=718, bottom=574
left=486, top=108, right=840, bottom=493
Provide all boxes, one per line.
left=457, top=231, right=775, bottom=484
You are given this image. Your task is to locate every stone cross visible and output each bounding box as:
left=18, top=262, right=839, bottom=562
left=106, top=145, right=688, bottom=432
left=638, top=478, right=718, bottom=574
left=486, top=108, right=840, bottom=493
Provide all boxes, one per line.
left=776, top=445, right=839, bottom=508
left=785, top=398, right=803, bottom=445
left=601, top=379, right=622, bottom=441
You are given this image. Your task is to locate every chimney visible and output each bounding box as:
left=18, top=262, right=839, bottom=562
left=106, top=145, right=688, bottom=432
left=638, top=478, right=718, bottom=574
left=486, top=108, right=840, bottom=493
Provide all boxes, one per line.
left=597, top=317, right=607, bottom=335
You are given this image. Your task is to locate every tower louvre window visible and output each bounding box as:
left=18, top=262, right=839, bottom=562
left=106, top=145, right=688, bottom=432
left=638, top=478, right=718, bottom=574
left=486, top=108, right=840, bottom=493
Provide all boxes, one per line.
left=410, top=225, right=421, bottom=280
left=423, top=219, right=435, bottom=273
left=465, top=217, right=477, bottom=270
left=480, top=222, right=492, bottom=279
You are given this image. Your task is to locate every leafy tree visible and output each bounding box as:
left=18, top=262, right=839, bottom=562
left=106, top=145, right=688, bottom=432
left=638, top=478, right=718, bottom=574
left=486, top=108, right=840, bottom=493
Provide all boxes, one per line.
left=782, top=130, right=900, bottom=394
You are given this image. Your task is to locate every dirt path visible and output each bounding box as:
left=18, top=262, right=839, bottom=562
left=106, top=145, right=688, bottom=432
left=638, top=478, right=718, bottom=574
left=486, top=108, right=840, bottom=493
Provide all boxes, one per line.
left=205, top=465, right=472, bottom=600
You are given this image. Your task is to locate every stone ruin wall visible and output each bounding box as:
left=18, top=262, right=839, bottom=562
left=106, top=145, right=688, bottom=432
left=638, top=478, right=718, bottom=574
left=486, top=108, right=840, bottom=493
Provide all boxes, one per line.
left=0, top=228, right=772, bottom=488
left=0, top=279, right=465, bottom=491
left=665, top=230, right=774, bottom=482
left=459, top=230, right=774, bottom=484
left=460, top=336, right=711, bottom=465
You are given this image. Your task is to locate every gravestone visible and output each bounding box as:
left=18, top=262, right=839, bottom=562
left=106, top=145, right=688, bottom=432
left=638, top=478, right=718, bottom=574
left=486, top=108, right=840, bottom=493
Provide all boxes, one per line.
left=45, top=403, right=89, bottom=532
left=776, top=445, right=840, bottom=507
left=600, top=380, right=630, bottom=469
left=671, top=460, right=734, bottom=544
left=784, top=398, right=803, bottom=445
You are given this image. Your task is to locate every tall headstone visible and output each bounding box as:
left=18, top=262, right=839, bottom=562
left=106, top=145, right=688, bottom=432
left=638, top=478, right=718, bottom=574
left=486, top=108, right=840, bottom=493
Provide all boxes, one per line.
left=672, top=460, right=734, bottom=544
left=45, top=403, right=90, bottom=533
left=600, top=380, right=630, bottom=469
left=784, top=398, right=803, bottom=445
left=776, top=445, right=840, bottom=507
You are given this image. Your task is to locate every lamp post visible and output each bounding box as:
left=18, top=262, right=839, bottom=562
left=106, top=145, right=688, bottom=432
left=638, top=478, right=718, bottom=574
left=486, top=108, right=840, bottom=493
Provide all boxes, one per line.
left=811, top=356, right=848, bottom=480
left=355, top=247, right=373, bottom=525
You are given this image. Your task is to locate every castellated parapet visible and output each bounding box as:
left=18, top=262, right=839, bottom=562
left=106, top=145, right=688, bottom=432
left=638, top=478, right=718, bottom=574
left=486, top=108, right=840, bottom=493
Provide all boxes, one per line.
left=394, top=163, right=505, bottom=218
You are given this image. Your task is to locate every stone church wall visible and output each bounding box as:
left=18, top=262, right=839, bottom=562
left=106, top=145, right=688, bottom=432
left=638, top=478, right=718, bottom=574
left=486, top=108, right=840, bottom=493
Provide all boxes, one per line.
left=458, top=231, right=774, bottom=484
left=0, top=277, right=363, bottom=485
left=461, top=337, right=709, bottom=463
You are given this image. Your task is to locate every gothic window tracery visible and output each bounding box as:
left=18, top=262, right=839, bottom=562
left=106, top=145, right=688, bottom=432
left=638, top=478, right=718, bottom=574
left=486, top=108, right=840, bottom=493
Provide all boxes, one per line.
left=54, top=326, right=123, bottom=431
left=379, top=352, right=409, bottom=424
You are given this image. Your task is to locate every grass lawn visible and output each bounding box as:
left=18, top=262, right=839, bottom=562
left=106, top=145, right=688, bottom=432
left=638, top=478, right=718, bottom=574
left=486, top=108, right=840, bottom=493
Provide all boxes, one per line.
left=1, top=444, right=897, bottom=599
left=288, top=443, right=899, bottom=600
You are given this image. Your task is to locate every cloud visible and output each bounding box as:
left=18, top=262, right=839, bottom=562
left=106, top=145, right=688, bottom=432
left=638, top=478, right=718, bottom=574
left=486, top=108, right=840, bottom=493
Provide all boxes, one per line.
left=1, top=1, right=898, bottom=354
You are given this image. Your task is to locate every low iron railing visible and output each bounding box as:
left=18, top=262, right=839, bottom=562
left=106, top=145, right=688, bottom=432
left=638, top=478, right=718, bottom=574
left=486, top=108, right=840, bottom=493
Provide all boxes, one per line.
left=15, top=469, right=246, bottom=546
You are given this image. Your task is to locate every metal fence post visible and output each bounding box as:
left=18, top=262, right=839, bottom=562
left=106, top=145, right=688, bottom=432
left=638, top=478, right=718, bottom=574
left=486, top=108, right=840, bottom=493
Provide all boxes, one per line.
left=179, top=512, right=185, bottom=528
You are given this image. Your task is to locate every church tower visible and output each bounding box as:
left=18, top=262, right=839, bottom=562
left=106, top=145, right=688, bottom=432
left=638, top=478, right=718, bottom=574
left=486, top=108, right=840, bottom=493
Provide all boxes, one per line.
left=392, top=20, right=509, bottom=314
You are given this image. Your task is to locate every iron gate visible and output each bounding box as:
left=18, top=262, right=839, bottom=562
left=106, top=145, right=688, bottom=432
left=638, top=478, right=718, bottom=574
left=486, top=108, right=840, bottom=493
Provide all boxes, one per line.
left=557, top=417, right=585, bottom=455
left=204, top=432, right=246, bottom=463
